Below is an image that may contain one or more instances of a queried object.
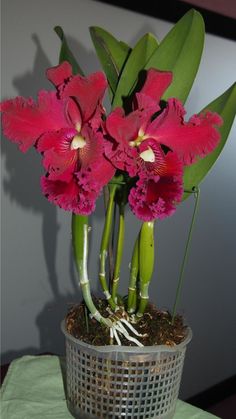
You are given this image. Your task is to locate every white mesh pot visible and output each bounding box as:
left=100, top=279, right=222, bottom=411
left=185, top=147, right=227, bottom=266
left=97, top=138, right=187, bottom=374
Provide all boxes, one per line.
left=61, top=321, right=192, bottom=419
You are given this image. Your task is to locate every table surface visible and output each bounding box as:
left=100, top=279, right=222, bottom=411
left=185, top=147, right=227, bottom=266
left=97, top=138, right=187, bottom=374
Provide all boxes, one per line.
left=0, top=355, right=219, bottom=419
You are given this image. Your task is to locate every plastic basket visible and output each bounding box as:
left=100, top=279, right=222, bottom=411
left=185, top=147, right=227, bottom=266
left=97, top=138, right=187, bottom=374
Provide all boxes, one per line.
left=61, top=321, right=192, bottom=419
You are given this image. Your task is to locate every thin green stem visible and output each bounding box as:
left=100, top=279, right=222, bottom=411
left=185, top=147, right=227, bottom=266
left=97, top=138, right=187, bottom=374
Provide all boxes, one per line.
left=111, top=203, right=125, bottom=303
left=103, top=186, right=115, bottom=291
left=172, top=187, right=200, bottom=323
left=127, top=235, right=139, bottom=314
left=136, top=283, right=150, bottom=317
left=110, top=202, right=117, bottom=291
left=72, top=214, right=112, bottom=327
left=136, top=221, right=155, bottom=318
left=99, top=185, right=117, bottom=310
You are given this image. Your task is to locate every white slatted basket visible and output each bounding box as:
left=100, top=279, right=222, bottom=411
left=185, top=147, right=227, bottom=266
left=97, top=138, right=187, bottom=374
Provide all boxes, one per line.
left=62, top=321, right=192, bottom=419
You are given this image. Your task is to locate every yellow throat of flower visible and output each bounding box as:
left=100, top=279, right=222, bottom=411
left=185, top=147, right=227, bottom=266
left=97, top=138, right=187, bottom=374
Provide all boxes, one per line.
left=71, top=134, right=86, bottom=150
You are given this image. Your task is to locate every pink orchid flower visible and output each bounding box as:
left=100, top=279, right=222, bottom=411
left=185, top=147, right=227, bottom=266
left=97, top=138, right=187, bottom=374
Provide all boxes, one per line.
left=1, top=61, right=115, bottom=215
left=105, top=69, right=222, bottom=221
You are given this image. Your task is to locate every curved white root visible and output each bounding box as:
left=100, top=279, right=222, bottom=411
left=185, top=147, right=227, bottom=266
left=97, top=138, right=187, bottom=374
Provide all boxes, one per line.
left=106, top=307, right=147, bottom=347
left=119, top=318, right=146, bottom=337
left=115, top=323, right=143, bottom=347
left=110, top=327, right=114, bottom=340
left=113, top=327, right=122, bottom=346
left=109, top=320, right=146, bottom=347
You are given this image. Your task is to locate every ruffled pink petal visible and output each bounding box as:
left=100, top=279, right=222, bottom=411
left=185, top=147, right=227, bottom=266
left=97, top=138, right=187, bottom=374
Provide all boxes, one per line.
left=77, top=156, right=115, bottom=193
left=139, top=69, right=173, bottom=103
left=41, top=176, right=97, bottom=215
left=77, top=160, right=115, bottom=208
left=76, top=127, right=115, bottom=191
left=61, top=71, right=107, bottom=123
left=146, top=98, right=223, bottom=165
left=0, top=91, right=68, bottom=152
left=128, top=174, right=183, bottom=221
left=46, top=61, right=72, bottom=88
left=105, top=139, right=139, bottom=176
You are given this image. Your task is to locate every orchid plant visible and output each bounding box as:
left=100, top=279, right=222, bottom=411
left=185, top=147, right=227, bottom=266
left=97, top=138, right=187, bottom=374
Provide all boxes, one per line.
left=1, top=10, right=235, bottom=346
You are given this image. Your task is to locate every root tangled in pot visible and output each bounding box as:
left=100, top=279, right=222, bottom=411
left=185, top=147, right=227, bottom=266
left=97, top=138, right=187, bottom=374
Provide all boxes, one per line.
left=66, top=299, right=187, bottom=346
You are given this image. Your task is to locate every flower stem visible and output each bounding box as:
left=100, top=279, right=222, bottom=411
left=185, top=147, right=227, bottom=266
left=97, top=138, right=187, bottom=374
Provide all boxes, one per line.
left=103, top=185, right=115, bottom=290
left=111, top=203, right=125, bottom=303
left=136, top=221, right=155, bottom=318
left=72, top=214, right=112, bottom=327
left=127, top=235, right=139, bottom=314
left=99, top=185, right=117, bottom=310
left=172, top=187, right=200, bottom=323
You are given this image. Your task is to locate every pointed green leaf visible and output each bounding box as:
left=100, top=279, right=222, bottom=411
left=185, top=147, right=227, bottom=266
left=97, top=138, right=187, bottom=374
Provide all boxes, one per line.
left=183, top=83, right=236, bottom=199
left=89, top=26, right=131, bottom=96
left=112, top=33, right=159, bottom=108
left=54, top=26, right=84, bottom=75
left=145, top=9, right=205, bottom=104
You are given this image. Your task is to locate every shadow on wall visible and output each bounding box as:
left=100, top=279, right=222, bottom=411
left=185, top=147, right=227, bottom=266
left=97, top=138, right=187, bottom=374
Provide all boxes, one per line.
left=1, top=34, right=78, bottom=364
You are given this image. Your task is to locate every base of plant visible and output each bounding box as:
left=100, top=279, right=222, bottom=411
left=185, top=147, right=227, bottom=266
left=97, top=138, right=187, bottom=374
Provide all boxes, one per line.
left=66, top=298, right=187, bottom=347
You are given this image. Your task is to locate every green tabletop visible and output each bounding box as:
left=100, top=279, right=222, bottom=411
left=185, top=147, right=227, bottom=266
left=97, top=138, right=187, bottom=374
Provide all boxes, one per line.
left=0, top=355, right=219, bottom=419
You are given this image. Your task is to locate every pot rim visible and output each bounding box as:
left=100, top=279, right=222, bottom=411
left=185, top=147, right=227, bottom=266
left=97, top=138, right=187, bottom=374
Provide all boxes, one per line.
left=61, top=320, right=192, bottom=354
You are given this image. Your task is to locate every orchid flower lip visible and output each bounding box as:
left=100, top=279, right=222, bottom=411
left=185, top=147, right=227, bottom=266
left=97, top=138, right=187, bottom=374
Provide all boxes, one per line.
left=70, top=134, right=86, bottom=150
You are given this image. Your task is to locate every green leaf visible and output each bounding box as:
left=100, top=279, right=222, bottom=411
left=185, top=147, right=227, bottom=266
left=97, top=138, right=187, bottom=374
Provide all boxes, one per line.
left=89, top=26, right=131, bottom=99
left=54, top=26, right=84, bottom=75
left=89, top=26, right=131, bottom=97
left=183, top=83, right=236, bottom=199
left=112, top=33, right=159, bottom=108
left=145, top=9, right=205, bottom=104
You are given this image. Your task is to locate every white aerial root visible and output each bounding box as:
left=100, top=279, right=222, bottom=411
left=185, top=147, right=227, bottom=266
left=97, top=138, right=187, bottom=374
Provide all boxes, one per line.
left=109, top=318, right=147, bottom=347
left=119, top=318, right=146, bottom=337
left=113, top=327, right=122, bottom=346
left=106, top=307, right=147, bottom=347
left=114, top=323, right=144, bottom=347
